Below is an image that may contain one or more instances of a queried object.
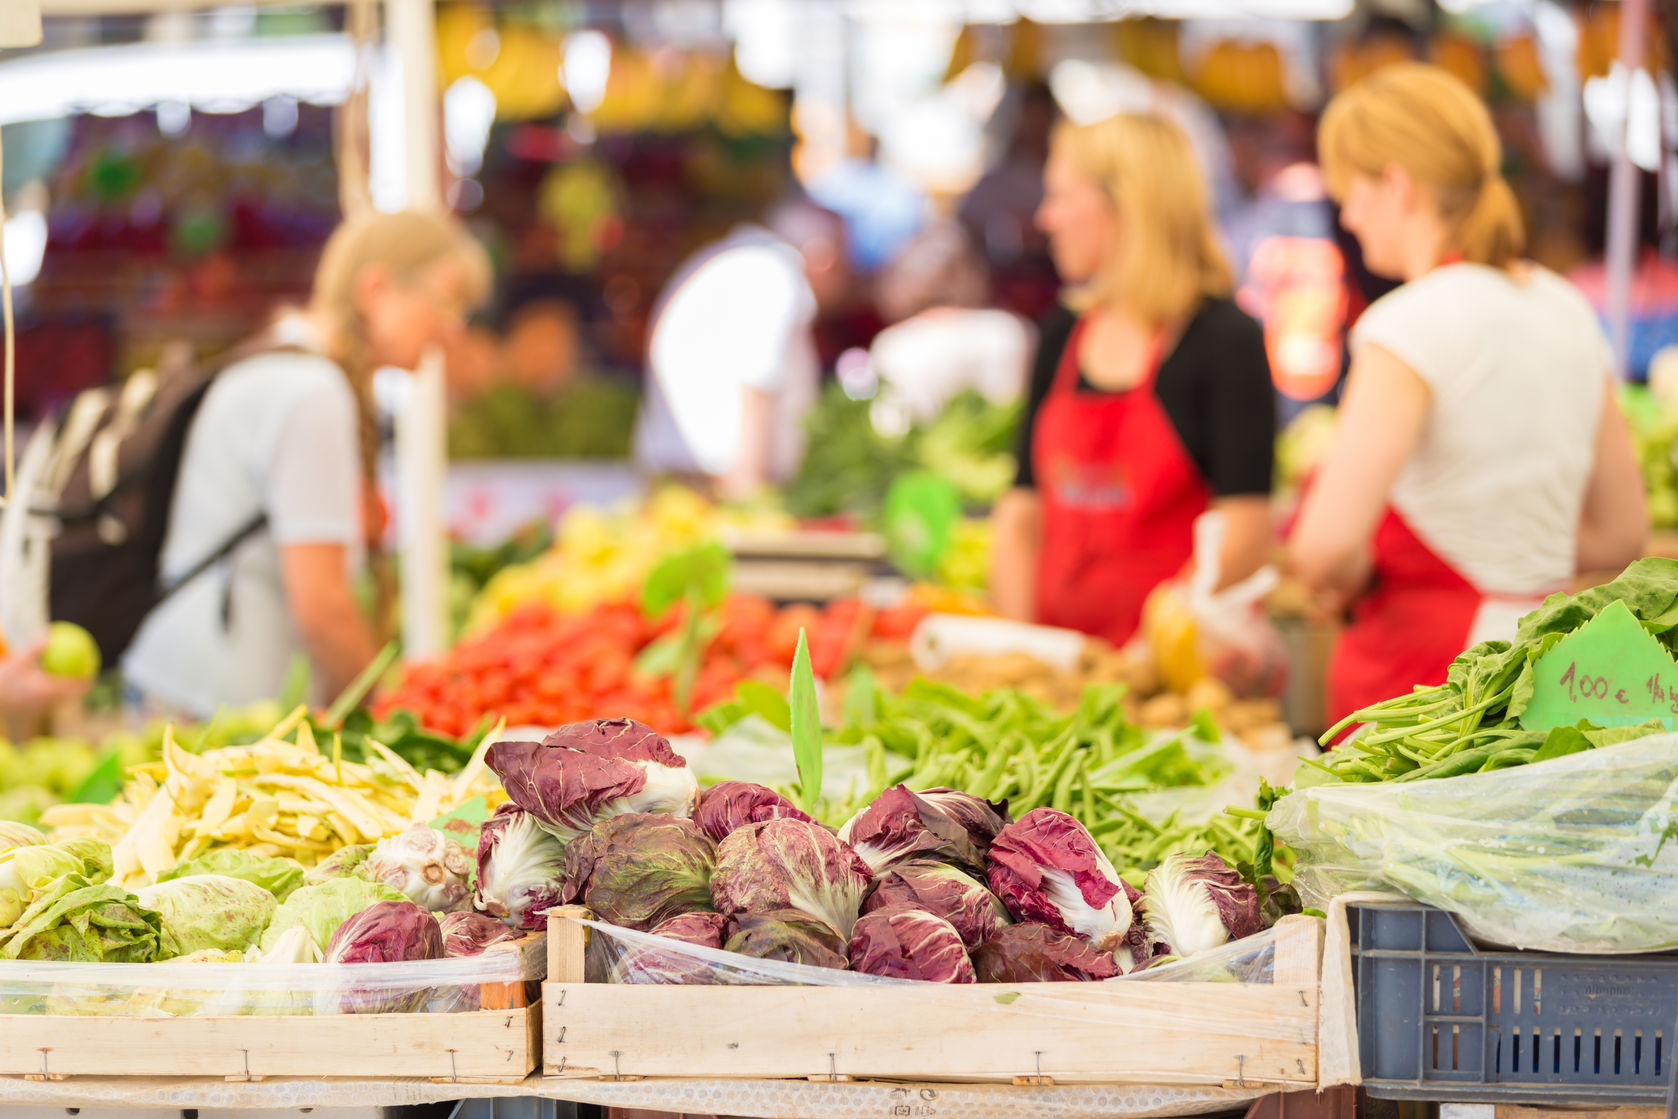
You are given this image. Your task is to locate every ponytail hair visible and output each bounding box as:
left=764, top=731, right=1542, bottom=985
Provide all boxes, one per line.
left=1319, top=62, right=1524, bottom=269
left=1457, top=175, right=1523, bottom=271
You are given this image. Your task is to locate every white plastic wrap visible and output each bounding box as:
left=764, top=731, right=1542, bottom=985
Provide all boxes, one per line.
left=580, top=916, right=1279, bottom=986
left=1270, top=734, right=1678, bottom=952
left=0, top=936, right=541, bottom=1016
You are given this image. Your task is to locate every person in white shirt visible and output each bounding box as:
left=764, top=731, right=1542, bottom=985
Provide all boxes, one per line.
left=632, top=202, right=847, bottom=498
left=868, top=222, right=1033, bottom=425
left=124, top=211, right=489, bottom=716
left=1288, top=63, right=1647, bottom=727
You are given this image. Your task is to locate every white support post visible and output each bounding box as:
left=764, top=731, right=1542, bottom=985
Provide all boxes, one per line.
left=1604, top=0, right=1651, bottom=378
left=385, top=0, right=448, bottom=659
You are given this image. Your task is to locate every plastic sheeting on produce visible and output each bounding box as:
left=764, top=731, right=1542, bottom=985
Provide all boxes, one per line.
left=1270, top=734, right=1678, bottom=953
left=582, top=916, right=1279, bottom=987
left=0, top=941, right=540, bottom=1016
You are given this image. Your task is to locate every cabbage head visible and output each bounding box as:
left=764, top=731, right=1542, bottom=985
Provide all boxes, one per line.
left=158, top=849, right=304, bottom=901
left=136, top=874, right=277, bottom=956
left=259, top=876, right=404, bottom=957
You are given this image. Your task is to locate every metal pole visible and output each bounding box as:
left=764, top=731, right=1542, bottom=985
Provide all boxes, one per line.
left=385, top=0, right=448, bottom=659
left=1605, top=0, right=1651, bottom=378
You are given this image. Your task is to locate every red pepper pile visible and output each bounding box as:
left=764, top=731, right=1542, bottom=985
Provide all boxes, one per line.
left=376, top=596, right=927, bottom=736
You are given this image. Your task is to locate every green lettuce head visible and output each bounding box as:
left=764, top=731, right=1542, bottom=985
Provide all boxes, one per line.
left=303, top=844, right=373, bottom=885
left=136, top=874, right=278, bottom=956
left=0, top=838, right=113, bottom=927
left=259, top=876, right=404, bottom=957
left=0, top=822, right=46, bottom=853
left=0, top=878, right=164, bottom=962
left=158, top=850, right=305, bottom=901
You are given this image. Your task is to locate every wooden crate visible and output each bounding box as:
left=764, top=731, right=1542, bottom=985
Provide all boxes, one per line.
left=0, top=931, right=545, bottom=1084
left=543, top=909, right=1322, bottom=1087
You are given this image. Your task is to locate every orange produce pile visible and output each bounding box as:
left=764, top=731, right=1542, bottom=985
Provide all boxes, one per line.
left=376, top=596, right=927, bottom=736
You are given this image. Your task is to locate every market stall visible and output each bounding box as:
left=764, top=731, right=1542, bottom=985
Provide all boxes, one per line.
left=3, top=0, right=1678, bottom=1116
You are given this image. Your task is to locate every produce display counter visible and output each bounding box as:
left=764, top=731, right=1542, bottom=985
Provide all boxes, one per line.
left=0, top=1073, right=1271, bottom=1119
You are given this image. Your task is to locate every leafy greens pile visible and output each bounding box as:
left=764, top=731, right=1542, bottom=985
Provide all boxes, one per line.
left=1312, top=558, right=1678, bottom=784
left=782, top=385, right=1020, bottom=519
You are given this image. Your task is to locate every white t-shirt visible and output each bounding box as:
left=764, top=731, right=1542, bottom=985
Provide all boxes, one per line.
left=123, top=327, right=364, bottom=716
left=633, top=226, right=819, bottom=481
left=1351, top=263, right=1608, bottom=628
left=868, top=308, right=1033, bottom=424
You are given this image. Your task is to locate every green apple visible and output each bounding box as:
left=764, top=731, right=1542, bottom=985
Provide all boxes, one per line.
left=39, top=622, right=101, bottom=679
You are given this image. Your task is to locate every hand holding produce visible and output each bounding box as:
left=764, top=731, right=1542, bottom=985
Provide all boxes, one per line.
left=38, top=623, right=101, bottom=680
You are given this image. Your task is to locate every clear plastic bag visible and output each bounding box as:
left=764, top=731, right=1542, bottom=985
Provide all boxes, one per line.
left=1270, top=734, right=1678, bottom=953
left=579, top=917, right=1279, bottom=987
left=0, top=934, right=541, bottom=1016
left=1141, top=513, right=1288, bottom=700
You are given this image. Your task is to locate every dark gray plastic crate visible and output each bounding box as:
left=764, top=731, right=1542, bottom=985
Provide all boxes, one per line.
left=1350, top=901, right=1678, bottom=1105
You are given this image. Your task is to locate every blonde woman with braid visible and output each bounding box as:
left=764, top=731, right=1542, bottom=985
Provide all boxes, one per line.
left=1288, top=64, right=1646, bottom=728
left=124, top=211, right=489, bottom=716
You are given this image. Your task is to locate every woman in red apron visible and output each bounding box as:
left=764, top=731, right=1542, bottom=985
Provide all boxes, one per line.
left=1289, top=64, right=1647, bottom=729
left=991, top=112, right=1276, bottom=646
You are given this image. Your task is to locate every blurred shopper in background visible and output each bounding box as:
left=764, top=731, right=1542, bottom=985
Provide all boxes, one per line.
left=1225, top=112, right=1349, bottom=422
left=990, top=111, right=1275, bottom=646
left=1289, top=63, right=1648, bottom=727
left=124, top=210, right=490, bottom=716
left=633, top=200, right=848, bottom=498
left=960, top=81, right=1063, bottom=323
left=868, top=222, right=1033, bottom=424
left=808, top=124, right=927, bottom=276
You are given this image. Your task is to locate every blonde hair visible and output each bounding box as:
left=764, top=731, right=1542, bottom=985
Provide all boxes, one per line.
left=1051, top=112, right=1233, bottom=328
left=1318, top=62, right=1523, bottom=269
left=305, top=209, right=491, bottom=637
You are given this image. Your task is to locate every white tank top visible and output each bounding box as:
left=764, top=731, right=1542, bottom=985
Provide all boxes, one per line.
left=1351, top=263, right=1609, bottom=609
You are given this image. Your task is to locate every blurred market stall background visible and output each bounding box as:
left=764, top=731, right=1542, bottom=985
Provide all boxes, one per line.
left=0, top=0, right=1673, bottom=754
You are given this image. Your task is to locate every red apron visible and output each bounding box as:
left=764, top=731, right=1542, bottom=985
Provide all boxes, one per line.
left=1033, top=316, right=1210, bottom=646
left=1326, top=508, right=1486, bottom=726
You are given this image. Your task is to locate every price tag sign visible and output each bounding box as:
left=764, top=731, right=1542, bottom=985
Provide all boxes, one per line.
left=1520, top=599, right=1678, bottom=731
left=430, top=795, right=490, bottom=847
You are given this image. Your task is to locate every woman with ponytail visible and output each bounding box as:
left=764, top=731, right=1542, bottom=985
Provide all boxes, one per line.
left=1289, top=63, right=1647, bottom=728
left=124, top=210, right=489, bottom=716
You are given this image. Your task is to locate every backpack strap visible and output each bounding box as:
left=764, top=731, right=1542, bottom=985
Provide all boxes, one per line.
left=147, top=335, right=316, bottom=614
left=153, top=510, right=268, bottom=612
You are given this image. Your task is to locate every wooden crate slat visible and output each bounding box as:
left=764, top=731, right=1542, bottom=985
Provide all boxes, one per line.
left=544, top=982, right=1316, bottom=1085
left=542, top=912, right=1322, bottom=1087
left=0, top=1009, right=537, bottom=1079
